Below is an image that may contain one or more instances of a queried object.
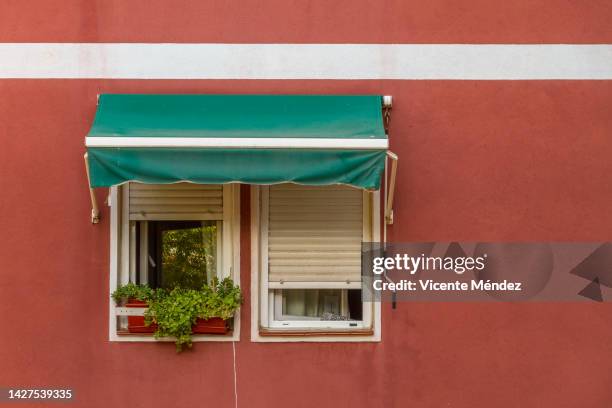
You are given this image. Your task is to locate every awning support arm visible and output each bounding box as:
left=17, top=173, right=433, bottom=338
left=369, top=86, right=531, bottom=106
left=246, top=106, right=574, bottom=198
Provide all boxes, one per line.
left=382, top=95, right=392, bottom=132
left=385, top=151, right=398, bottom=225
left=84, top=153, right=100, bottom=224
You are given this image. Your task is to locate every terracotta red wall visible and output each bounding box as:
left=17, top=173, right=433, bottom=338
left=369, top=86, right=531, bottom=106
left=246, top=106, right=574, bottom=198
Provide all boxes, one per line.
left=2, top=2, right=612, bottom=407
left=2, top=0, right=612, bottom=43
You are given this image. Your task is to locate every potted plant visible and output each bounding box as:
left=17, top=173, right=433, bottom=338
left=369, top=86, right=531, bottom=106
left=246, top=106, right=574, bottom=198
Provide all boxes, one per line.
left=111, top=283, right=156, bottom=333
left=143, top=278, right=242, bottom=352
left=193, top=277, right=243, bottom=334
left=144, top=287, right=205, bottom=352
left=113, top=279, right=242, bottom=351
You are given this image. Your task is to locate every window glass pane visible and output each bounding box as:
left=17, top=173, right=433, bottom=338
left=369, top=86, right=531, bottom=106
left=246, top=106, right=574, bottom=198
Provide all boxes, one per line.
left=159, top=221, right=217, bottom=289
left=278, top=289, right=362, bottom=321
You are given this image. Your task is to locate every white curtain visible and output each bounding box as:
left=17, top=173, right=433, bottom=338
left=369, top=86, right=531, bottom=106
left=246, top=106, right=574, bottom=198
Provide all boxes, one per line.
left=283, top=290, right=349, bottom=319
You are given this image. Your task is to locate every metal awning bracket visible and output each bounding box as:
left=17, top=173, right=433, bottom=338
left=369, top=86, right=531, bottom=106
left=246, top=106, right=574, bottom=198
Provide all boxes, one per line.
left=385, top=151, right=398, bottom=225
left=84, top=152, right=100, bottom=224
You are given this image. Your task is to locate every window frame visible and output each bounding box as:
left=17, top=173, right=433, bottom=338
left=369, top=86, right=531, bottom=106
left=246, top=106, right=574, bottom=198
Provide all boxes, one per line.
left=250, top=185, right=382, bottom=342
left=108, top=183, right=241, bottom=342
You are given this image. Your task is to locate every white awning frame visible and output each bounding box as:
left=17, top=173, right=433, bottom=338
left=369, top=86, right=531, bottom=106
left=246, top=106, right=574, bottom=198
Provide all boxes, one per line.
left=85, top=137, right=389, bottom=150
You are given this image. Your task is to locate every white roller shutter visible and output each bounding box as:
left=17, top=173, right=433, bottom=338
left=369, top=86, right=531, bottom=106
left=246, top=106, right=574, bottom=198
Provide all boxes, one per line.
left=128, top=183, right=223, bottom=220
left=266, top=184, right=366, bottom=285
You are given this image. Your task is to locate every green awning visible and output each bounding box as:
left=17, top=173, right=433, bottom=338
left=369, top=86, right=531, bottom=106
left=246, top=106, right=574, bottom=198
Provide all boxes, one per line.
left=85, top=94, right=388, bottom=190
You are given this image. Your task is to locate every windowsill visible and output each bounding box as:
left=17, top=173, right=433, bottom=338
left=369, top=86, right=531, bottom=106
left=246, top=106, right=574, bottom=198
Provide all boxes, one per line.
left=259, top=328, right=374, bottom=337
left=116, top=330, right=234, bottom=337
left=113, top=329, right=238, bottom=342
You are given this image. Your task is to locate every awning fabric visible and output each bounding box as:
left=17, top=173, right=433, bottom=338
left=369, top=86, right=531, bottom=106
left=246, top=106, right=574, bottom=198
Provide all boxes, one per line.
left=85, top=94, right=388, bottom=190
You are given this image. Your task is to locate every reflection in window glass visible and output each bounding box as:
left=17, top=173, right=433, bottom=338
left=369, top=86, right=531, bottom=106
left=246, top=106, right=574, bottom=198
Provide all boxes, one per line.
left=160, top=221, right=217, bottom=289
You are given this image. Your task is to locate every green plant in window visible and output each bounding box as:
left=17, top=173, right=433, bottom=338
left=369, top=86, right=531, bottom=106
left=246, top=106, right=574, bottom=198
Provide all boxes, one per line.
left=111, top=283, right=154, bottom=305
left=199, top=277, right=243, bottom=320
left=144, top=287, right=204, bottom=352
left=141, top=278, right=242, bottom=352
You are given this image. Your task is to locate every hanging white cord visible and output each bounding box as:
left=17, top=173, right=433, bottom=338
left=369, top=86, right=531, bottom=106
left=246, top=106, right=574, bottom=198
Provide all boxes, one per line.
left=232, top=341, right=238, bottom=408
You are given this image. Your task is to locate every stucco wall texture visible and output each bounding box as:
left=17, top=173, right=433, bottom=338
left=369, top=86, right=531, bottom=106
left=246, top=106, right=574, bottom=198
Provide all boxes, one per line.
left=1, top=2, right=612, bottom=407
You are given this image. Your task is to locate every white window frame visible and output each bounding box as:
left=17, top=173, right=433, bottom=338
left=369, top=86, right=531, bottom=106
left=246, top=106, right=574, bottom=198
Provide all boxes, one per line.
left=250, top=185, right=381, bottom=342
left=108, top=183, right=241, bottom=342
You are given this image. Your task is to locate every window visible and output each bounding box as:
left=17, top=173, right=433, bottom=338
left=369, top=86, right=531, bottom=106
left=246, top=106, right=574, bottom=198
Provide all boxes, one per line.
left=136, top=220, right=219, bottom=289
left=109, top=183, right=240, bottom=341
left=252, top=184, right=381, bottom=341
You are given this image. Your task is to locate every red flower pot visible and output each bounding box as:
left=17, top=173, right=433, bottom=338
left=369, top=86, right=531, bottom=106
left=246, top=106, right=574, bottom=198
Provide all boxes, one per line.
left=126, top=299, right=157, bottom=334
left=192, top=317, right=229, bottom=334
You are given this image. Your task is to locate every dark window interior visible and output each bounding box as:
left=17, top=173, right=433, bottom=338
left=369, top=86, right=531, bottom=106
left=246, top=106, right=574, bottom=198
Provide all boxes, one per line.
left=347, top=289, right=363, bottom=320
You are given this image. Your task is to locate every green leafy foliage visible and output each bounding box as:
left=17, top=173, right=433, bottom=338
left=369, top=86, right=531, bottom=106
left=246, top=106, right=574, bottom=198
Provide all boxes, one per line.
left=161, top=223, right=217, bottom=289
left=111, top=283, right=154, bottom=305
left=137, top=278, right=242, bottom=352
left=145, top=287, right=204, bottom=352
left=199, top=277, right=244, bottom=320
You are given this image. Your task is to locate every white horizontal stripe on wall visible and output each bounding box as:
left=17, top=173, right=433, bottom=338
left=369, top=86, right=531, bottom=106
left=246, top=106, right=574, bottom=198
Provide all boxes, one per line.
left=1, top=43, right=611, bottom=80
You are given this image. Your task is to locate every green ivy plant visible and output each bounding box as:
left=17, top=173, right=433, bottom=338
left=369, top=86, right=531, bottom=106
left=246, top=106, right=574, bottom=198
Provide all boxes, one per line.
left=111, top=283, right=154, bottom=305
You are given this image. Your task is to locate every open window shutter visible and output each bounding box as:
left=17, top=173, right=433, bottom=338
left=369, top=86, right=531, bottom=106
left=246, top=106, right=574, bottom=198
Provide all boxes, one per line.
left=128, top=183, right=223, bottom=220
left=267, top=184, right=364, bottom=286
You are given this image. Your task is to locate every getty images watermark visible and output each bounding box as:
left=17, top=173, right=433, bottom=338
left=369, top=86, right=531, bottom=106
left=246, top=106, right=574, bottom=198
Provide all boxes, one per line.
left=361, top=242, right=612, bottom=302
